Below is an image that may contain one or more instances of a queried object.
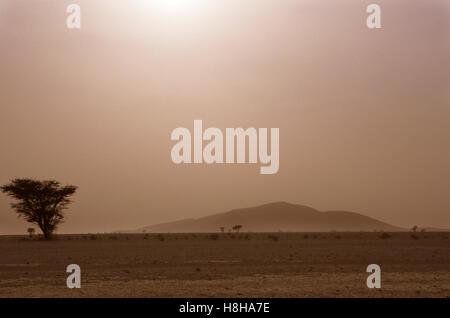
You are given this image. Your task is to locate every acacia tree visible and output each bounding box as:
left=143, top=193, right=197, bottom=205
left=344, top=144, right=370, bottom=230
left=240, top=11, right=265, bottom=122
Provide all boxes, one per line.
left=232, top=225, right=243, bottom=233
left=1, top=178, right=77, bottom=239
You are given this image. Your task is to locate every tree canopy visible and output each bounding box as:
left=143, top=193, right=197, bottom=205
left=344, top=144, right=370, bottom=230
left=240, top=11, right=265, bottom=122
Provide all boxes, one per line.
left=1, top=178, right=77, bottom=239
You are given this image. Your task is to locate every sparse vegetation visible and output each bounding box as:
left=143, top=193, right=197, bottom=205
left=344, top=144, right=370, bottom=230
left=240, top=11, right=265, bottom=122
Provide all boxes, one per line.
left=232, top=225, right=243, bottom=233
left=411, top=233, right=419, bottom=240
left=27, top=228, right=35, bottom=239
left=209, top=233, right=219, bottom=240
left=410, top=225, right=420, bottom=239
left=379, top=232, right=392, bottom=239
left=1, top=232, right=449, bottom=297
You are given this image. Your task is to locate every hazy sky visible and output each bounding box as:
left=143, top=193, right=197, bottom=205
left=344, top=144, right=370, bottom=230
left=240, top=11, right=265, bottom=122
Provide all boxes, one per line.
left=1, top=0, right=449, bottom=234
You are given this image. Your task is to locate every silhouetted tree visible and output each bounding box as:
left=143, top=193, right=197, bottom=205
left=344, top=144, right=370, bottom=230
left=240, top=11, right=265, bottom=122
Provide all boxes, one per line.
left=219, top=227, right=225, bottom=233
left=411, top=225, right=418, bottom=233
left=1, top=178, right=77, bottom=239
left=232, top=225, right=243, bottom=233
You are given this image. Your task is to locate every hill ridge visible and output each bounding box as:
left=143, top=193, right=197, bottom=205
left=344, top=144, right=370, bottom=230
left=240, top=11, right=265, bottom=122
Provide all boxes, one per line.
left=128, top=202, right=404, bottom=233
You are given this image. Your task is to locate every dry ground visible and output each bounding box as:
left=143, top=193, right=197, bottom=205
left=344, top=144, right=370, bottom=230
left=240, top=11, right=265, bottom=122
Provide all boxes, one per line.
left=0, top=232, right=449, bottom=297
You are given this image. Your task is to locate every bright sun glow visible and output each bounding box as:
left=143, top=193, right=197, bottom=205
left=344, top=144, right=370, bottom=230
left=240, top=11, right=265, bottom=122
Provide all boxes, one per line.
left=133, top=0, right=208, bottom=16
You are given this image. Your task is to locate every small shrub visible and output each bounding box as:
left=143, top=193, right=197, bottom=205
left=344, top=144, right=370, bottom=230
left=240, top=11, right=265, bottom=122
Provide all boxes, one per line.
left=232, top=225, right=243, bottom=233
left=379, top=232, right=391, bottom=239
left=27, top=228, right=35, bottom=239
left=268, top=234, right=279, bottom=242
left=209, top=233, right=219, bottom=240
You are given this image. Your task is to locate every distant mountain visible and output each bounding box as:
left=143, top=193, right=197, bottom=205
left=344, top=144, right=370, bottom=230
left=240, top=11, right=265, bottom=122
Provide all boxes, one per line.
left=131, top=202, right=404, bottom=233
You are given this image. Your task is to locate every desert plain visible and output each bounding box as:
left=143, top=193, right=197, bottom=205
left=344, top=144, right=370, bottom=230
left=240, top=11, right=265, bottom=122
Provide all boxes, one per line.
left=0, top=232, right=449, bottom=297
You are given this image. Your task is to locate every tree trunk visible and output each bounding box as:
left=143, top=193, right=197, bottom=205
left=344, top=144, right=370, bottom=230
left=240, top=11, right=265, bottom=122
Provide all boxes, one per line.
left=39, top=223, right=51, bottom=240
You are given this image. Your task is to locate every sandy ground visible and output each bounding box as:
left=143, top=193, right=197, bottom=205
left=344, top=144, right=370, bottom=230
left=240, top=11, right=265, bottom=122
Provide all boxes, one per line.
left=0, top=232, right=449, bottom=297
